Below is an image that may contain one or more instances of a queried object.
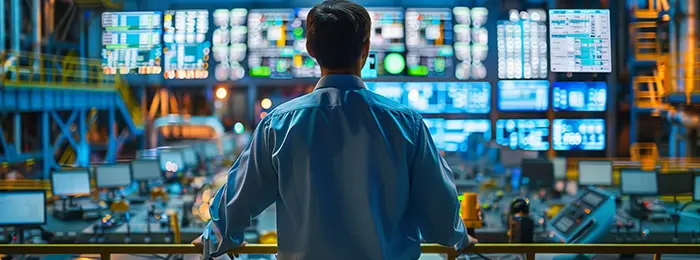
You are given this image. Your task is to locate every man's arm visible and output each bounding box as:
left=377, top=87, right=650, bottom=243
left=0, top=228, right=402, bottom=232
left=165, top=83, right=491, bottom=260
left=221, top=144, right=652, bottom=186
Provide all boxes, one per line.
left=409, top=115, right=471, bottom=249
left=204, top=118, right=278, bottom=257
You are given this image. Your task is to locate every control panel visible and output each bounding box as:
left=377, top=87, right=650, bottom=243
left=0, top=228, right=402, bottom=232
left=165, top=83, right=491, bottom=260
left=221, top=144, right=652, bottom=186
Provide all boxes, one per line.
left=548, top=187, right=615, bottom=243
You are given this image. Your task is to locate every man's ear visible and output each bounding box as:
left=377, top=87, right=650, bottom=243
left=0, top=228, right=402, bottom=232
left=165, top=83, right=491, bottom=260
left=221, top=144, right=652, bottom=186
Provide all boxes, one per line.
left=306, top=40, right=315, bottom=58
left=361, top=40, right=370, bottom=60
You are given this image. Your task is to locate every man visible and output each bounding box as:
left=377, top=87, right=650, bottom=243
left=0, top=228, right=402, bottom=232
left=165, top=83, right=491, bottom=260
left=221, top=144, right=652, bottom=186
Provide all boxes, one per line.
left=195, top=0, right=475, bottom=259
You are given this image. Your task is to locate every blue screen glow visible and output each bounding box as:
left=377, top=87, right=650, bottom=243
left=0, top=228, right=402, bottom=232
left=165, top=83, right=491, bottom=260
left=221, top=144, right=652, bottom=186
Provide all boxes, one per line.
left=367, top=82, right=403, bottom=103
left=553, top=82, right=607, bottom=111
left=552, top=119, right=606, bottom=151
left=496, top=119, right=550, bottom=151
left=405, top=82, right=491, bottom=114
left=423, top=118, right=444, bottom=150
left=498, top=80, right=549, bottom=112
left=443, top=119, right=491, bottom=152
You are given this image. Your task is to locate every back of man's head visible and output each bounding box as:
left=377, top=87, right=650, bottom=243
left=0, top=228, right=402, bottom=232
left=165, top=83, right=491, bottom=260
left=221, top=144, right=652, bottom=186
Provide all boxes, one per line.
left=306, top=0, right=371, bottom=71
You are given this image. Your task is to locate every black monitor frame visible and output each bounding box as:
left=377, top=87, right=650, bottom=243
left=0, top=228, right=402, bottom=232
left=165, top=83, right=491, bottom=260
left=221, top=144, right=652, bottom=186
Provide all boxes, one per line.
left=657, top=171, right=694, bottom=196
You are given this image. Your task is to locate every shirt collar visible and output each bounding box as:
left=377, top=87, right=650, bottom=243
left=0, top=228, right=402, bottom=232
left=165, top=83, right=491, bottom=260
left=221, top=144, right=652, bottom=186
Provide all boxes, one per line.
left=314, top=74, right=366, bottom=91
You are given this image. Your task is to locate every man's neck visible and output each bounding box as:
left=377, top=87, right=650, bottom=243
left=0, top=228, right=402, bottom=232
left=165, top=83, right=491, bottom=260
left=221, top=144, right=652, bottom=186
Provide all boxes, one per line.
left=321, top=68, right=361, bottom=77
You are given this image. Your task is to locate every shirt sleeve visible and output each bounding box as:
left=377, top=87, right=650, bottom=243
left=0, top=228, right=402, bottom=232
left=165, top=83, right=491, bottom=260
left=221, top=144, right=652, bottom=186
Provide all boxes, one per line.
left=203, top=117, right=278, bottom=257
left=409, top=114, right=469, bottom=249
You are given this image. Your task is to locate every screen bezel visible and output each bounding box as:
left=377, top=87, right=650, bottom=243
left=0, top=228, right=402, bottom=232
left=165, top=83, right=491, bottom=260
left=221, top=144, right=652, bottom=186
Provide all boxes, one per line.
left=619, top=168, right=659, bottom=196
left=130, top=159, right=164, bottom=181
left=0, top=190, right=47, bottom=227
left=577, top=160, right=613, bottom=186
left=50, top=168, right=92, bottom=197
left=94, top=163, right=133, bottom=189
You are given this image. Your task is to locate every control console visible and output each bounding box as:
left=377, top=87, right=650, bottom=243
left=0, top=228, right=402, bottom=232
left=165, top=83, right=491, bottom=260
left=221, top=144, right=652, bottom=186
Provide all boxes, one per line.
left=548, top=187, right=615, bottom=243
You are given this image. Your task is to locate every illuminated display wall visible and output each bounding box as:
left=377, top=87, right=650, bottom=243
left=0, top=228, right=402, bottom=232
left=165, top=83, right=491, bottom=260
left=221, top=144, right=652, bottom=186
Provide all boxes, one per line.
left=497, top=9, right=548, bottom=79
left=405, top=8, right=453, bottom=77
left=497, top=80, right=549, bottom=112
left=163, top=10, right=210, bottom=79
left=453, top=7, right=488, bottom=80
left=101, top=12, right=163, bottom=75
left=552, top=82, right=607, bottom=112
left=213, top=9, right=248, bottom=81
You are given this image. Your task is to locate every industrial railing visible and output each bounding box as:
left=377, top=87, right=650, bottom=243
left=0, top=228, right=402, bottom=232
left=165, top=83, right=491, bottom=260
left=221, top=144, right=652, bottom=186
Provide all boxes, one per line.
left=0, top=51, right=115, bottom=89
left=1, top=244, right=699, bottom=260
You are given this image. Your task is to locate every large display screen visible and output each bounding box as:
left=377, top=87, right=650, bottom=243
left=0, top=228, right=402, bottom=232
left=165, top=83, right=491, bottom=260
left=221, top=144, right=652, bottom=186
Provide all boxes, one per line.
left=247, top=9, right=296, bottom=78
left=52, top=170, right=91, bottom=196
left=213, top=9, right=248, bottom=81
left=101, top=12, right=162, bottom=75
left=368, top=8, right=406, bottom=76
left=498, top=80, right=549, bottom=112
left=366, top=82, right=403, bottom=103
left=549, top=10, right=612, bottom=73
left=405, top=82, right=490, bottom=114
left=578, top=160, right=613, bottom=186
left=95, top=163, right=132, bottom=188
left=442, top=119, right=491, bottom=152
left=0, top=191, right=46, bottom=226
left=553, top=82, right=607, bottom=111
left=163, top=10, right=210, bottom=79
left=405, top=8, right=453, bottom=77
left=620, top=169, right=658, bottom=195
left=497, top=9, right=548, bottom=79
left=552, top=119, right=605, bottom=151
left=496, top=119, right=550, bottom=151
left=453, top=7, right=488, bottom=80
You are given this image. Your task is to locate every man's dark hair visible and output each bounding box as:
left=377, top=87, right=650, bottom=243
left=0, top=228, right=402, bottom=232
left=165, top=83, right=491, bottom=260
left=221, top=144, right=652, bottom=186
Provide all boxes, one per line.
left=307, top=0, right=371, bottom=70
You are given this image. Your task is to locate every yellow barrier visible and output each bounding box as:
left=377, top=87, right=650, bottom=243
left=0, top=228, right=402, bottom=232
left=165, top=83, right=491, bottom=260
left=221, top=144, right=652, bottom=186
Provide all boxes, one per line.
left=1, top=244, right=699, bottom=260
left=0, top=51, right=115, bottom=89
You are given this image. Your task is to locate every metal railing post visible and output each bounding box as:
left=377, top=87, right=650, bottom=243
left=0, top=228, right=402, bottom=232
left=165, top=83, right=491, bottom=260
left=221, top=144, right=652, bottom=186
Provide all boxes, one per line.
left=101, top=253, right=111, bottom=260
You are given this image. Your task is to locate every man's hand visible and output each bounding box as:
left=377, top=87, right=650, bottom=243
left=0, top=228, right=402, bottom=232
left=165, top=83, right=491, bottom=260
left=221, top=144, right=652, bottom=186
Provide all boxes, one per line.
left=457, top=235, right=478, bottom=255
left=191, top=235, right=245, bottom=259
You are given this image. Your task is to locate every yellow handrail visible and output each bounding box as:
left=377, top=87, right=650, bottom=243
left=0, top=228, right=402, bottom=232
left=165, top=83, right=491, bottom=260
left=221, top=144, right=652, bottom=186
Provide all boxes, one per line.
left=1, top=244, right=700, bottom=260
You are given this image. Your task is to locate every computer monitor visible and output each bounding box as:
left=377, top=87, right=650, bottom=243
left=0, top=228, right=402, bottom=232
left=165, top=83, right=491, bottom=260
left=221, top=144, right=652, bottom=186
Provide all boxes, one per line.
left=694, top=174, right=700, bottom=201
left=620, top=169, right=658, bottom=196
left=130, top=159, right=163, bottom=181
left=95, top=163, right=132, bottom=189
left=159, top=149, right=185, bottom=173
left=657, top=172, right=694, bottom=196
left=51, top=169, right=91, bottom=197
left=552, top=157, right=567, bottom=180
left=578, top=161, right=613, bottom=186
left=0, top=190, right=47, bottom=226
left=520, top=159, right=555, bottom=189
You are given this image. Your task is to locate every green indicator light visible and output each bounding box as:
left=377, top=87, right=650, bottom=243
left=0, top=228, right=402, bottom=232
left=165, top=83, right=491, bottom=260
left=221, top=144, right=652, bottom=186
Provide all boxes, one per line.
left=250, top=66, right=271, bottom=77
left=384, top=53, right=405, bottom=75
left=305, top=58, right=315, bottom=67
left=234, top=122, right=245, bottom=134
left=276, top=59, right=288, bottom=73
left=408, top=66, right=429, bottom=76
left=293, top=27, right=304, bottom=38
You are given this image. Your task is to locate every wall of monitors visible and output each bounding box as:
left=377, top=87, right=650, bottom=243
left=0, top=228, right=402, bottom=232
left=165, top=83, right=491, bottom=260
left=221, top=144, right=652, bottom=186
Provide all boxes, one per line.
left=424, top=118, right=491, bottom=153
left=213, top=8, right=248, bottom=81
left=405, top=8, right=454, bottom=77
left=552, top=82, right=607, bottom=111
left=366, top=82, right=490, bottom=114
left=497, top=9, right=548, bottom=79
left=552, top=119, right=605, bottom=151
left=497, top=80, right=549, bottom=112
left=163, top=10, right=210, bottom=79
left=453, top=7, right=488, bottom=80
left=496, top=119, right=550, bottom=151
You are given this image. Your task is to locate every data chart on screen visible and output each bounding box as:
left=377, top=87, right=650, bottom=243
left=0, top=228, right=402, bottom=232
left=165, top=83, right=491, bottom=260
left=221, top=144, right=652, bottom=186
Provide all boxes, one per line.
left=549, top=10, right=611, bottom=73
left=497, top=10, right=548, bottom=79
left=453, top=7, right=488, bottom=80
left=52, top=170, right=91, bottom=196
left=442, top=119, right=491, bottom=152
left=101, top=12, right=162, bottom=75
left=0, top=191, right=46, bottom=226
left=367, top=8, right=406, bottom=76
left=496, top=119, right=550, bottom=151
left=553, top=82, right=607, bottom=111
left=248, top=9, right=297, bottom=78
left=405, top=8, right=453, bottom=77
left=498, top=80, right=549, bottom=112
left=213, top=9, right=248, bottom=81
left=552, top=119, right=606, bottom=151
left=367, top=82, right=403, bottom=103
left=163, top=10, right=210, bottom=79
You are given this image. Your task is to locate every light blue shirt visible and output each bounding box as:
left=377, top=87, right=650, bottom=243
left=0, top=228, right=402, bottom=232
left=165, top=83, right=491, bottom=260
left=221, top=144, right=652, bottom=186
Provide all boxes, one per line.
left=205, top=75, right=468, bottom=260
